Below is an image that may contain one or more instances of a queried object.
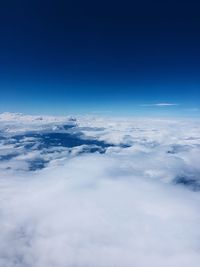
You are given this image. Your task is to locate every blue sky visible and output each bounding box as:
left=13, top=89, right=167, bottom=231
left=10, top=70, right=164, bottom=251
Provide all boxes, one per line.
left=0, top=0, right=200, bottom=117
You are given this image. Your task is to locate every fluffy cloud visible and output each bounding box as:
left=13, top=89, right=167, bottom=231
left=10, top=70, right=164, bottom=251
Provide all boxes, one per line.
left=0, top=113, right=200, bottom=267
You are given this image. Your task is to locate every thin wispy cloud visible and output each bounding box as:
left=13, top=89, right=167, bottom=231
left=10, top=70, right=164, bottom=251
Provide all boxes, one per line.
left=140, top=103, right=179, bottom=107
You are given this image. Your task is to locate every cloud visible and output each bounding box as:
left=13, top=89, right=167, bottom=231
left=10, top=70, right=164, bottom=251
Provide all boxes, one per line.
left=0, top=114, right=200, bottom=267
left=141, top=103, right=179, bottom=107
left=155, top=103, right=179, bottom=107
left=1, top=152, right=200, bottom=267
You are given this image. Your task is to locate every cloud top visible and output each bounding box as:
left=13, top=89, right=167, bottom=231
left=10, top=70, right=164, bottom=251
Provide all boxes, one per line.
left=0, top=114, right=200, bottom=267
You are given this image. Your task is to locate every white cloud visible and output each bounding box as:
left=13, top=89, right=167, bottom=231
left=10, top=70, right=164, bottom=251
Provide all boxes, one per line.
left=1, top=152, right=200, bottom=267
left=155, top=103, right=179, bottom=106
left=141, top=103, right=179, bottom=107
left=0, top=114, right=200, bottom=266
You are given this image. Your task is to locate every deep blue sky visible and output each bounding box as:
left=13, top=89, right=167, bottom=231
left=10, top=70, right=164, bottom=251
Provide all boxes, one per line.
left=0, top=0, right=200, bottom=116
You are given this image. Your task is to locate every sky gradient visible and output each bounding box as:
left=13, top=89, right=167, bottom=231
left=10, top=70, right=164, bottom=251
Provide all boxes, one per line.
left=0, top=0, right=200, bottom=116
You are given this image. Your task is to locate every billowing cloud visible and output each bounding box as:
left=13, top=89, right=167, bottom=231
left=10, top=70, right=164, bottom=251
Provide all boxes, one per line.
left=0, top=113, right=200, bottom=267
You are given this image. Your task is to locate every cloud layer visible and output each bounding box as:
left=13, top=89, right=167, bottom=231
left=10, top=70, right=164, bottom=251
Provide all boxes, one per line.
left=0, top=113, right=200, bottom=267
